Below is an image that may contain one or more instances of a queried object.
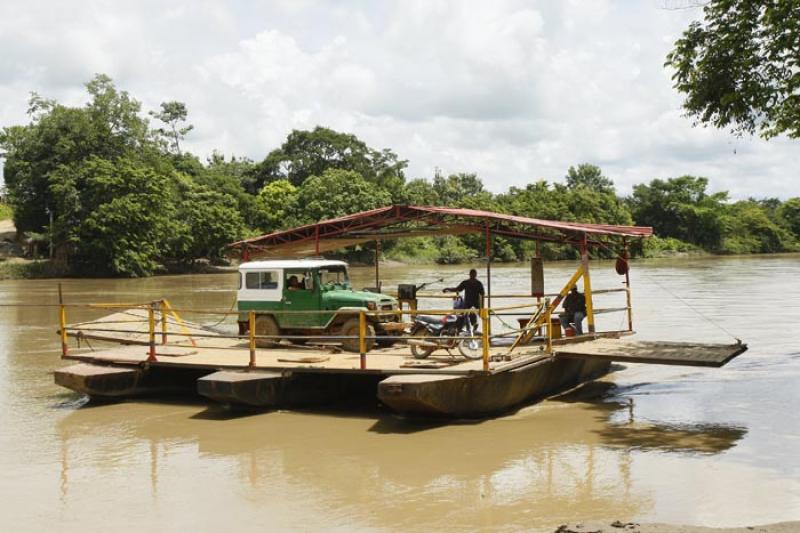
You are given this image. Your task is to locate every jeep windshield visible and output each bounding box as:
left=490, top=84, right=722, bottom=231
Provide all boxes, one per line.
left=319, top=265, right=351, bottom=290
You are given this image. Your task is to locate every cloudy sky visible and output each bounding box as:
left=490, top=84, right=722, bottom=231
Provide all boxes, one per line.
left=0, top=0, right=796, bottom=199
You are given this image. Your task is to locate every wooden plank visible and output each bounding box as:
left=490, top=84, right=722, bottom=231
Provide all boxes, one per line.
left=277, top=355, right=331, bottom=363
left=554, top=338, right=747, bottom=368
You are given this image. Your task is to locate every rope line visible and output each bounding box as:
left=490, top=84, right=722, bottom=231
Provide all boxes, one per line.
left=637, top=268, right=740, bottom=341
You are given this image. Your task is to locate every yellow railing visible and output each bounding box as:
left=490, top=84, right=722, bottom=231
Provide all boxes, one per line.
left=52, top=278, right=632, bottom=374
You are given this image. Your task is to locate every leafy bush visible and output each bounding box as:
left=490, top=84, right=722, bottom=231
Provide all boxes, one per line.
left=436, top=236, right=478, bottom=264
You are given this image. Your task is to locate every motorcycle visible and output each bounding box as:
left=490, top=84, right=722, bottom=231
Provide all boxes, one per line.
left=408, top=295, right=483, bottom=360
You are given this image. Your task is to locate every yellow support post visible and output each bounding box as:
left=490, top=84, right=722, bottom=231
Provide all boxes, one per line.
left=147, top=302, right=157, bottom=362
left=161, top=299, right=197, bottom=347
left=160, top=299, right=168, bottom=345
left=59, top=305, right=68, bottom=358
left=544, top=299, right=552, bottom=354
left=359, top=311, right=367, bottom=370
left=58, top=283, right=68, bottom=357
left=508, top=263, right=584, bottom=353
left=581, top=235, right=595, bottom=334
left=248, top=310, right=256, bottom=369
left=481, top=307, right=490, bottom=372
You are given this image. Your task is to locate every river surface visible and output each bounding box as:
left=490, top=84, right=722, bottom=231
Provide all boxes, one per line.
left=1, top=255, right=799, bottom=532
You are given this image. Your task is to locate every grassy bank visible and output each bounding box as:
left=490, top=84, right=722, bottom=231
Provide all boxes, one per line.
left=0, top=258, right=235, bottom=280
left=0, top=203, right=12, bottom=221
left=0, top=259, right=70, bottom=280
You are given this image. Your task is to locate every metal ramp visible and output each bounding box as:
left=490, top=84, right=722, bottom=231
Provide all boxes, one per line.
left=553, top=338, right=747, bottom=368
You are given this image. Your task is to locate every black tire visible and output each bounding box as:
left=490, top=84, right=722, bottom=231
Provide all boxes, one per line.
left=254, top=315, right=281, bottom=348
left=410, top=326, right=436, bottom=359
left=458, top=333, right=483, bottom=360
left=340, top=318, right=376, bottom=353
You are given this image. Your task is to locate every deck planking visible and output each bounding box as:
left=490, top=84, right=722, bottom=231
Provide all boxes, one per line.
left=553, top=338, right=747, bottom=367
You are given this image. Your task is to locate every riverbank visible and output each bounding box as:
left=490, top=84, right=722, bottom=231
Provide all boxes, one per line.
left=553, top=521, right=800, bottom=532
left=0, top=257, right=236, bottom=280
left=4, top=250, right=800, bottom=281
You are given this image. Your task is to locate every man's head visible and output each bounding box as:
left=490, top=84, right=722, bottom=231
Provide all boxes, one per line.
left=469, top=269, right=477, bottom=279
left=570, top=286, right=578, bottom=293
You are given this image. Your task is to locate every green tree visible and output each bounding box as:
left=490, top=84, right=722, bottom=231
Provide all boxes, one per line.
left=197, top=153, right=260, bottom=228
left=778, top=198, right=800, bottom=237
left=48, top=156, right=182, bottom=276
left=297, top=169, right=392, bottom=223
left=398, top=178, right=440, bottom=205
left=432, top=173, right=486, bottom=206
left=249, top=127, right=407, bottom=196
left=565, top=163, right=616, bottom=194
left=0, top=75, right=150, bottom=233
left=666, top=0, right=800, bottom=138
left=150, top=101, right=194, bottom=154
left=721, top=200, right=794, bottom=254
left=629, top=176, right=727, bottom=249
left=174, top=177, right=245, bottom=261
left=256, top=179, right=300, bottom=232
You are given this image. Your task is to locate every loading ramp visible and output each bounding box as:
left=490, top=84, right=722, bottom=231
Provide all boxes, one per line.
left=553, top=338, right=747, bottom=368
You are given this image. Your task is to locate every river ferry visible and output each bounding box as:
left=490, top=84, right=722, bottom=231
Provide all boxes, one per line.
left=54, top=205, right=747, bottom=417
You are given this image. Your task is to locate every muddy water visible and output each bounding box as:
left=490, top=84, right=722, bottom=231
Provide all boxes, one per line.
left=1, top=256, right=799, bottom=532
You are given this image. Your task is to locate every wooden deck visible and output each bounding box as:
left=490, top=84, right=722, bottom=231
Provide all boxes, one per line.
left=64, top=309, right=550, bottom=375
left=63, top=341, right=551, bottom=375
left=553, top=338, right=747, bottom=368
left=63, top=309, right=747, bottom=377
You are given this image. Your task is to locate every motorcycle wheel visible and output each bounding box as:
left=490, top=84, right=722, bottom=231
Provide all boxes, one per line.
left=458, top=331, right=483, bottom=360
left=410, top=326, right=437, bottom=359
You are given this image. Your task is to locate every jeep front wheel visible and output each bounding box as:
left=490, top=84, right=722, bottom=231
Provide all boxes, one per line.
left=340, top=318, right=375, bottom=353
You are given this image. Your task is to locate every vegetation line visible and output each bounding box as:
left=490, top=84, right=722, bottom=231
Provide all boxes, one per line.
left=1, top=75, right=798, bottom=278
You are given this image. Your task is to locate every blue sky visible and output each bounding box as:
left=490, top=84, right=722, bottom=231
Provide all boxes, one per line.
left=1, top=0, right=797, bottom=199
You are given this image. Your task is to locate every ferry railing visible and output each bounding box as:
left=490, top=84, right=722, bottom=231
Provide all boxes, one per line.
left=52, top=287, right=631, bottom=373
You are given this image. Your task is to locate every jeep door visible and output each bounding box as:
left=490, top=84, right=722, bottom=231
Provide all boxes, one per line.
left=280, top=269, right=323, bottom=328
left=238, top=269, right=282, bottom=320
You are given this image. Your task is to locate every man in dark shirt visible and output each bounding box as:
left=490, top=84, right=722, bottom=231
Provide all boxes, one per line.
left=444, top=269, right=485, bottom=330
left=560, top=286, right=586, bottom=335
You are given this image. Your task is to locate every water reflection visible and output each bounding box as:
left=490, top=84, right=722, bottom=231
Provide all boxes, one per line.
left=53, top=378, right=747, bottom=530
left=552, top=381, right=747, bottom=455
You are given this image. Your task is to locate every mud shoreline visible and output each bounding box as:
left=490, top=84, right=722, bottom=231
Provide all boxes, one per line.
left=553, top=521, right=800, bottom=532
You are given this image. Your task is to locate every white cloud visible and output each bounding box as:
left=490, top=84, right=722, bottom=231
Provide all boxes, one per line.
left=0, top=0, right=797, bottom=200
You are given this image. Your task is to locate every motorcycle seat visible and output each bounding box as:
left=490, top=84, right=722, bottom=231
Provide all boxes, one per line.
left=415, top=315, right=443, bottom=325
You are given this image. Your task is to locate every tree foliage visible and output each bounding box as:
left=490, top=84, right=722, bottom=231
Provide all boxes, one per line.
left=49, top=156, right=182, bottom=276
left=565, top=163, right=616, bottom=194
left=629, top=176, right=727, bottom=249
left=150, top=101, right=194, bottom=154
left=1, top=74, right=797, bottom=276
left=666, top=0, right=800, bottom=138
left=256, top=179, right=300, bottom=232
left=778, top=198, right=800, bottom=236
left=297, top=169, right=392, bottom=223
left=0, top=75, right=245, bottom=276
left=248, top=126, right=407, bottom=197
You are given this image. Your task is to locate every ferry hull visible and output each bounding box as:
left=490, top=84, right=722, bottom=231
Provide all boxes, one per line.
left=377, top=357, right=612, bottom=418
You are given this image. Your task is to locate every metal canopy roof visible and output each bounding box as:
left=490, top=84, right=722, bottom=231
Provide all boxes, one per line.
left=229, top=205, right=653, bottom=259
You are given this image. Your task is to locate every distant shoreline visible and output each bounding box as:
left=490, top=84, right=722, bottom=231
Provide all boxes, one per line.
left=3, top=251, right=800, bottom=281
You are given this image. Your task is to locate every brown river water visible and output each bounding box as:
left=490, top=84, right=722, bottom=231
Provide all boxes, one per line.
left=1, top=255, right=799, bottom=532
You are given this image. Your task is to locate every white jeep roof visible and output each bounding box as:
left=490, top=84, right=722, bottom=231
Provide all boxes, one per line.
left=239, top=259, right=348, bottom=270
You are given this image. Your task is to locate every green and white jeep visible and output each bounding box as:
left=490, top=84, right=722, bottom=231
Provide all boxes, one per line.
left=237, top=259, right=399, bottom=351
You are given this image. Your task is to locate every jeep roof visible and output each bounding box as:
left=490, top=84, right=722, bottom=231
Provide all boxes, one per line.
left=239, top=259, right=348, bottom=270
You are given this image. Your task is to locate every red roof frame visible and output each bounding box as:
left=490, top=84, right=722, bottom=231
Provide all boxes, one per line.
left=230, top=205, right=652, bottom=258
